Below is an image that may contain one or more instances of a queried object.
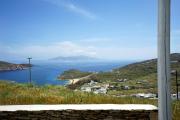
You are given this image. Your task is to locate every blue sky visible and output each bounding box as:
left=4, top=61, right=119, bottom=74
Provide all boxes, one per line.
left=0, top=0, right=179, bottom=61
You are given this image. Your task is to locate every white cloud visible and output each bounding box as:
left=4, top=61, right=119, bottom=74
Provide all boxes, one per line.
left=63, top=3, right=96, bottom=20
left=0, top=38, right=157, bottom=61
left=42, top=0, right=96, bottom=20
left=5, top=41, right=97, bottom=59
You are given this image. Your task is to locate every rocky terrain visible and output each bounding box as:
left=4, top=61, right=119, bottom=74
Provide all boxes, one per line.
left=0, top=61, right=30, bottom=72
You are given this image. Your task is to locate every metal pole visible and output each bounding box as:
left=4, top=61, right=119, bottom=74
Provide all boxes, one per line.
left=27, top=58, right=32, bottom=84
left=158, top=0, right=171, bottom=120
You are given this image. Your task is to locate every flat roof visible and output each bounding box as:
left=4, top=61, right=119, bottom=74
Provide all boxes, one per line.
left=0, top=104, right=157, bottom=111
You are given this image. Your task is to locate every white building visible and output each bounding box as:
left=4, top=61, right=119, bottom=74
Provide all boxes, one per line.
left=133, top=93, right=156, bottom=99
left=80, top=86, right=92, bottom=92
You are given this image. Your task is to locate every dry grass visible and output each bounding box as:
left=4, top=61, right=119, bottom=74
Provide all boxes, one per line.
left=0, top=80, right=157, bottom=105
left=172, top=101, right=180, bottom=120
left=0, top=80, right=179, bottom=119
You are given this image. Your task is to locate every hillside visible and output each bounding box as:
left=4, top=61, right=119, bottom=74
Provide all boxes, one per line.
left=93, top=53, right=180, bottom=84
left=0, top=61, right=30, bottom=71
left=58, top=69, right=92, bottom=80
left=59, top=53, right=180, bottom=94
left=113, top=53, right=180, bottom=80
left=0, top=80, right=156, bottom=105
left=0, top=80, right=179, bottom=119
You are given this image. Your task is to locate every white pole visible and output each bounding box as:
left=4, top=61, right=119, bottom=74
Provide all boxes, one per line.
left=158, top=0, right=171, bottom=120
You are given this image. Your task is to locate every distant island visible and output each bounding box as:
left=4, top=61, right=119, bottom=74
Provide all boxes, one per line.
left=50, top=55, right=98, bottom=62
left=0, top=61, right=30, bottom=72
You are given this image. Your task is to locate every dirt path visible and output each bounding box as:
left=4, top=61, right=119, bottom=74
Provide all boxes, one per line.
left=69, top=74, right=94, bottom=84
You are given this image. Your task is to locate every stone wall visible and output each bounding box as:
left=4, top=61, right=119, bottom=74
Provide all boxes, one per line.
left=0, top=110, right=158, bottom=120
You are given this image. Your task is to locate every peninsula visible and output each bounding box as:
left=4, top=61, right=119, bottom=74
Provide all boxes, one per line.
left=0, top=61, right=30, bottom=72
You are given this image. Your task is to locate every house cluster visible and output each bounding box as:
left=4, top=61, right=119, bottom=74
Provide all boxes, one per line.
left=80, top=79, right=133, bottom=94
left=80, top=80, right=109, bottom=94
left=130, top=92, right=180, bottom=100
left=108, top=85, right=131, bottom=91
left=80, top=79, right=158, bottom=100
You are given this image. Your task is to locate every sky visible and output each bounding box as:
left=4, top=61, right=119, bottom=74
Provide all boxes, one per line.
left=0, top=0, right=179, bottom=61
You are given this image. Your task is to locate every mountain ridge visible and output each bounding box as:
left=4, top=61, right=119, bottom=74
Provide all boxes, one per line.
left=50, top=55, right=98, bottom=62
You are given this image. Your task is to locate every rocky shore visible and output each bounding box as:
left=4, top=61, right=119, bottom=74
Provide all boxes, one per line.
left=0, top=61, right=30, bottom=72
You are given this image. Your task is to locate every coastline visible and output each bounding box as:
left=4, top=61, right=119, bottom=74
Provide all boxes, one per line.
left=59, top=74, right=94, bottom=85
left=68, top=78, right=81, bottom=84
left=0, top=67, right=29, bottom=72
left=0, top=62, right=30, bottom=72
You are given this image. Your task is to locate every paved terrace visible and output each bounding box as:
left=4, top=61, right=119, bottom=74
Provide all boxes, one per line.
left=0, top=104, right=158, bottom=120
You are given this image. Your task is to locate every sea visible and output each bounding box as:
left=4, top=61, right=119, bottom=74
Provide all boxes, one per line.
left=0, top=61, right=132, bottom=86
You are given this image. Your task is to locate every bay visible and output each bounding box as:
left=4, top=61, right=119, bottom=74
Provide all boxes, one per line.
left=0, top=61, right=131, bottom=86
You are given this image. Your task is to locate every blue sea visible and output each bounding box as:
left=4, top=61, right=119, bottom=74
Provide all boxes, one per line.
left=0, top=61, right=131, bottom=86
